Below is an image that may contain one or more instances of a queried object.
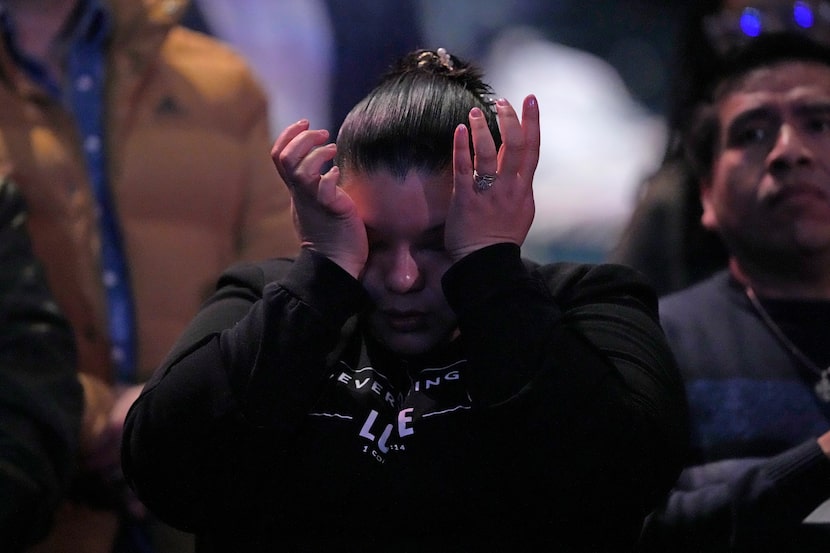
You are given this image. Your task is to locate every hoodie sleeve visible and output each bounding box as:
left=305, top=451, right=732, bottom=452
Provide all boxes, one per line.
left=442, top=243, right=689, bottom=548
left=122, top=249, right=367, bottom=531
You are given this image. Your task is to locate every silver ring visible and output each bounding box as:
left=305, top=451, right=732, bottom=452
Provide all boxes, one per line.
left=473, top=170, right=497, bottom=192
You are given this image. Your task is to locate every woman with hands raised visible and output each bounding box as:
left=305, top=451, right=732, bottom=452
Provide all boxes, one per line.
left=123, top=48, right=688, bottom=552
left=271, top=51, right=537, bottom=280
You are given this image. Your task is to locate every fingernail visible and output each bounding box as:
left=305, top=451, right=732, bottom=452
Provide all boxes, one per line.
left=496, top=98, right=509, bottom=108
left=528, top=95, right=537, bottom=107
left=469, top=107, right=483, bottom=118
left=296, top=119, right=309, bottom=126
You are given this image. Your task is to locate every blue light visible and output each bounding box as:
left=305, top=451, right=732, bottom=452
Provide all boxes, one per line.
left=794, top=1, right=815, bottom=28
left=740, top=8, right=763, bottom=37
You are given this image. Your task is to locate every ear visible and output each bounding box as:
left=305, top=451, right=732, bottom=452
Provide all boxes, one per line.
left=699, top=177, right=719, bottom=231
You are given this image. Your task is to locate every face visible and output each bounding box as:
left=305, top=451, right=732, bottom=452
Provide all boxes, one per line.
left=342, top=169, right=457, bottom=356
left=702, top=61, right=830, bottom=268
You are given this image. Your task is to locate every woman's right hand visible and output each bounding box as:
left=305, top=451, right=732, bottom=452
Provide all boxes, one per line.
left=271, top=120, right=367, bottom=278
left=445, top=95, right=540, bottom=262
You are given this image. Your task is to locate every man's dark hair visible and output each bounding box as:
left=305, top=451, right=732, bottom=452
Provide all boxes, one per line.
left=685, top=32, right=830, bottom=180
left=335, top=49, right=500, bottom=179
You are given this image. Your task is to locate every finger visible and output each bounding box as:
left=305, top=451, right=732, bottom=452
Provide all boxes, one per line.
left=452, top=123, right=474, bottom=198
left=469, top=107, right=498, bottom=175
left=494, top=98, right=526, bottom=177
left=272, top=125, right=331, bottom=182
left=315, top=165, right=351, bottom=215
left=279, top=129, right=331, bottom=174
left=271, top=119, right=309, bottom=167
left=519, top=95, right=541, bottom=179
left=291, top=143, right=337, bottom=192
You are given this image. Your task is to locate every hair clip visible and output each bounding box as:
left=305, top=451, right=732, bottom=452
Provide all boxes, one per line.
left=436, top=47, right=454, bottom=70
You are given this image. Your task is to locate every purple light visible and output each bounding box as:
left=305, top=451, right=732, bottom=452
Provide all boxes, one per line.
left=794, top=1, right=815, bottom=28
left=740, top=8, right=763, bottom=37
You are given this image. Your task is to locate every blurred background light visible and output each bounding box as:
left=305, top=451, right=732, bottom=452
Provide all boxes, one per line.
left=794, top=1, right=815, bottom=28
left=740, top=7, right=764, bottom=37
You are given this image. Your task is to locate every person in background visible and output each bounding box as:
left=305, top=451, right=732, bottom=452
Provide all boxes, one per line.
left=122, top=48, right=688, bottom=552
left=638, top=31, right=830, bottom=552
left=0, top=0, right=298, bottom=551
left=181, top=0, right=424, bottom=140
left=609, top=1, right=801, bottom=295
left=0, top=178, right=83, bottom=552
left=180, top=0, right=335, bottom=139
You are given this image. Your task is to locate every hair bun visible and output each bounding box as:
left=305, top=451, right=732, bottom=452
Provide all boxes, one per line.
left=414, top=48, right=456, bottom=73
left=388, top=48, right=496, bottom=107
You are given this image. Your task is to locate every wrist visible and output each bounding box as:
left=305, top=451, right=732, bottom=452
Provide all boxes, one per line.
left=305, top=247, right=365, bottom=279
left=447, top=239, right=518, bottom=264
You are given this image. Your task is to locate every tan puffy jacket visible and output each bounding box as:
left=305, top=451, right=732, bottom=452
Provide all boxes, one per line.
left=0, top=0, right=297, bottom=385
left=0, top=0, right=298, bottom=550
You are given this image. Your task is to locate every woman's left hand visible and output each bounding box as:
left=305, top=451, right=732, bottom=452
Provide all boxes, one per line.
left=444, top=95, right=540, bottom=262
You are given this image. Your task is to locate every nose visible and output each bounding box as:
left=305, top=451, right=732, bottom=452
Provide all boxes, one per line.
left=767, top=123, right=813, bottom=175
left=385, top=247, right=423, bottom=293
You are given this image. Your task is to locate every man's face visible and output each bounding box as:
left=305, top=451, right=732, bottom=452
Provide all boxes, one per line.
left=702, top=61, right=830, bottom=264
left=342, top=169, right=457, bottom=356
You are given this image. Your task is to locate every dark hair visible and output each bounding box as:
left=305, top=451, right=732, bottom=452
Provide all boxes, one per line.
left=685, top=32, right=830, bottom=179
left=335, top=49, right=500, bottom=178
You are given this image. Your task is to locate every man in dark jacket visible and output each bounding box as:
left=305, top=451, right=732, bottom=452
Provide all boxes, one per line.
left=640, top=32, right=830, bottom=552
